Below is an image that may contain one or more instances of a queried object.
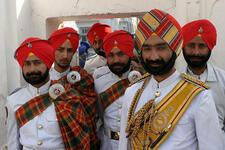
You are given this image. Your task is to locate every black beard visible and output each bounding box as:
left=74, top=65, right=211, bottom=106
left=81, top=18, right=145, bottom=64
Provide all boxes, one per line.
left=108, top=59, right=131, bottom=76
left=141, top=52, right=177, bottom=75
left=95, top=48, right=106, bottom=57
left=23, top=69, right=49, bottom=85
left=183, top=50, right=211, bottom=68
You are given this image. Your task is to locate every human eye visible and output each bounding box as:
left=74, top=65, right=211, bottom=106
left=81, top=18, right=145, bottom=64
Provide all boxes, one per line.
left=57, top=47, right=65, bottom=52
left=24, top=61, right=31, bottom=66
left=33, top=60, right=42, bottom=66
left=199, top=43, right=208, bottom=49
left=186, top=43, right=195, bottom=49
left=117, top=51, right=125, bottom=57
left=142, top=45, right=152, bottom=51
left=108, top=53, right=114, bottom=58
left=156, top=44, right=168, bottom=51
left=67, top=48, right=73, bottom=53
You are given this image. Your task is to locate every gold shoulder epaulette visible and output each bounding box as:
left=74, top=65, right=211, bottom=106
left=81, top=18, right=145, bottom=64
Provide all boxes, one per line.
left=129, top=73, right=151, bottom=86
left=181, top=73, right=209, bottom=89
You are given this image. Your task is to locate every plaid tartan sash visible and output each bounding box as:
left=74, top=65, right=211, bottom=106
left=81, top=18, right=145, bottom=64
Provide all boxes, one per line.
left=99, top=78, right=130, bottom=110
left=16, top=67, right=99, bottom=150
left=15, top=93, right=51, bottom=128
left=61, top=66, right=99, bottom=149
left=54, top=89, right=91, bottom=150
left=15, top=88, right=91, bottom=150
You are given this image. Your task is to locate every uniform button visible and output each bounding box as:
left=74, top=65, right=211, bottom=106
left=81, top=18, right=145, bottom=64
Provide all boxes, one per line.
left=118, top=105, right=122, bottom=109
left=37, top=140, right=43, bottom=146
left=37, top=124, right=43, bottom=129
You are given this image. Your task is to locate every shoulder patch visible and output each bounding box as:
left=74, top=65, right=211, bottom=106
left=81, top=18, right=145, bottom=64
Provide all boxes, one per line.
left=93, top=66, right=110, bottom=80
left=95, top=71, right=110, bottom=79
left=129, top=73, right=151, bottom=86
left=86, top=54, right=97, bottom=61
left=181, top=73, right=209, bottom=89
left=9, top=87, right=24, bottom=96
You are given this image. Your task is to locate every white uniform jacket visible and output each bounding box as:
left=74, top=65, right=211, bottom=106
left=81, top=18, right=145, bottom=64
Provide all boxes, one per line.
left=84, top=54, right=106, bottom=75
left=6, top=80, right=64, bottom=150
left=49, top=67, right=70, bottom=80
left=93, top=66, right=130, bottom=150
left=181, top=63, right=225, bottom=131
left=119, top=71, right=224, bottom=150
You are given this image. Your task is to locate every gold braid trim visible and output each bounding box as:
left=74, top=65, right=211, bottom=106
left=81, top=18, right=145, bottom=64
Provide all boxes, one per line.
left=181, top=73, right=209, bottom=89
left=129, top=73, right=150, bottom=87
left=126, top=74, right=205, bottom=150
left=126, top=99, right=155, bottom=138
left=126, top=76, right=151, bottom=137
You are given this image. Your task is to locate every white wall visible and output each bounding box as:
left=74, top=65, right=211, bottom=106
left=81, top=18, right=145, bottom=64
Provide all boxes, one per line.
left=209, top=0, right=225, bottom=68
left=0, top=0, right=8, bottom=147
left=31, top=0, right=175, bottom=37
left=31, top=0, right=174, bottom=19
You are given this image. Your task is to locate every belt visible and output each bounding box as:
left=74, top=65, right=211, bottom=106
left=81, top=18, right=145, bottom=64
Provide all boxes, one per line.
left=23, top=147, right=33, bottom=150
left=104, top=128, right=120, bottom=140
left=23, top=146, right=65, bottom=150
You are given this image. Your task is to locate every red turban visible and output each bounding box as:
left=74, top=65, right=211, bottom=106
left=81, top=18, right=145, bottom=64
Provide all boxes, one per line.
left=135, top=9, right=183, bottom=56
left=87, top=23, right=112, bottom=45
left=182, top=19, right=217, bottom=50
left=15, top=37, right=54, bottom=69
left=103, top=30, right=134, bottom=57
left=48, top=27, right=79, bottom=52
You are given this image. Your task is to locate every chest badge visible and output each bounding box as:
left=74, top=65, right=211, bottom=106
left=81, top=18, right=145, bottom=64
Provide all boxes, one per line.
left=49, top=83, right=65, bottom=99
left=128, top=70, right=142, bottom=83
left=67, top=71, right=81, bottom=84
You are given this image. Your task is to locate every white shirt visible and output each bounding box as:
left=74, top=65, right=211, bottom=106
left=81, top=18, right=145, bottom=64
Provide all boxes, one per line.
left=93, top=66, right=130, bottom=150
left=84, top=54, right=106, bottom=75
left=6, top=80, right=64, bottom=150
left=119, top=71, right=224, bottom=150
left=181, top=63, right=225, bottom=131
left=49, top=67, right=70, bottom=80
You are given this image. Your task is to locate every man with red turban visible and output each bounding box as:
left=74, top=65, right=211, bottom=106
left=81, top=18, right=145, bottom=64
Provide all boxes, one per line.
left=84, top=23, right=112, bottom=74
left=6, top=37, right=66, bottom=149
left=93, top=30, right=142, bottom=150
left=119, top=9, right=223, bottom=150
left=48, top=27, right=79, bottom=80
left=181, top=19, right=225, bottom=133
left=48, top=27, right=99, bottom=149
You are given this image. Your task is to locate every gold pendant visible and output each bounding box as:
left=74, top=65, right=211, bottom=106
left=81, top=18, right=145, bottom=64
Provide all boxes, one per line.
left=155, top=91, right=160, bottom=97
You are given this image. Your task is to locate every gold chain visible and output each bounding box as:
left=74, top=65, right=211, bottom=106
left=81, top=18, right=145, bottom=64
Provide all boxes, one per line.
left=126, top=76, right=155, bottom=138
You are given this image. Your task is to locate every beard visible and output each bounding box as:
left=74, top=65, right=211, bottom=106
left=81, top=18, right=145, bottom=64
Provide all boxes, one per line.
left=55, top=58, right=71, bottom=69
left=95, top=48, right=106, bottom=57
left=108, top=59, right=131, bottom=76
left=141, top=52, right=177, bottom=75
left=183, top=50, right=211, bottom=68
left=23, top=69, right=49, bottom=85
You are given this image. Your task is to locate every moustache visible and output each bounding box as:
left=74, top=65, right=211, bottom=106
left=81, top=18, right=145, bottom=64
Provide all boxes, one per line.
left=187, top=55, right=208, bottom=60
left=145, top=59, right=165, bottom=66
left=60, top=58, right=69, bottom=62
left=111, top=62, right=125, bottom=68
left=26, top=71, right=42, bottom=77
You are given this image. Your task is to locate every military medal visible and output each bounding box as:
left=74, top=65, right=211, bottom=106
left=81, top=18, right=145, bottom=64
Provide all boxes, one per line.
left=152, top=112, right=168, bottom=132
left=49, top=83, right=65, bottom=99
left=27, top=42, right=32, bottom=48
left=67, top=71, right=81, bottom=84
left=198, top=26, right=204, bottom=33
left=67, top=33, right=71, bottom=38
left=128, top=70, right=142, bottom=83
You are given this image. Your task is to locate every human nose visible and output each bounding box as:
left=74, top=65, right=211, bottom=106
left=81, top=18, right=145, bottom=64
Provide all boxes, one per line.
left=149, top=49, right=160, bottom=61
